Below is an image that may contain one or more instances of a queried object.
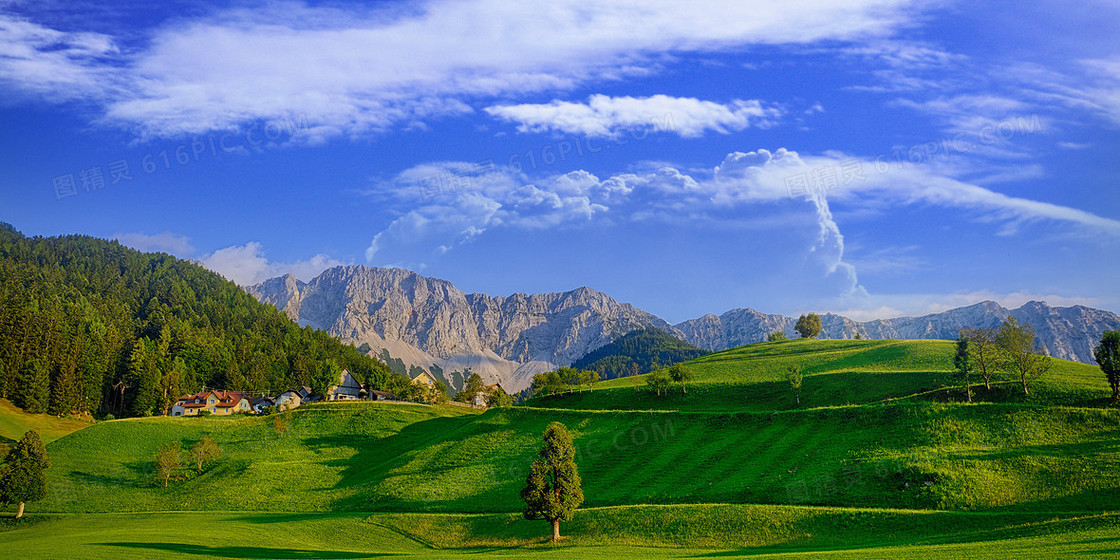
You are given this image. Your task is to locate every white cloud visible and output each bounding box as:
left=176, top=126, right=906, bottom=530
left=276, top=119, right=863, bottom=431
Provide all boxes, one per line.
left=201, top=242, right=346, bottom=286
left=0, top=14, right=121, bottom=103
left=112, top=232, right=195, bottom=256
left=485, top=94, right=781, bottom=138
left=365, top=147, right=1120, bottom=303
left=0, top=0, right=921, bottom=138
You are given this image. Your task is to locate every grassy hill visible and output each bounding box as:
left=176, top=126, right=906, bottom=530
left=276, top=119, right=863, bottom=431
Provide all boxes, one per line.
left=0, top=399, right=94, bottom=446
left=529, top=339, right=1110, bottom=412
left=4, top=338, right=1118, bottom=558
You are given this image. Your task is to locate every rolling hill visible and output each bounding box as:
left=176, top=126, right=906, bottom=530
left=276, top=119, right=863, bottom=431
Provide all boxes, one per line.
left=5, top=337, right=1118, bottom=558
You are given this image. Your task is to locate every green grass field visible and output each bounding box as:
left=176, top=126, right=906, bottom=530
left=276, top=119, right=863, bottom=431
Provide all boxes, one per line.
left=0, top=398, right=95, bottom=445
left=1, top=338, right=1117, bottom=558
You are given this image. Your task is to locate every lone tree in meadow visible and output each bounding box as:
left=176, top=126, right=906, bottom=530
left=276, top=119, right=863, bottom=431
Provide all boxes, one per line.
left=645, top=369, right=671, bottom=396
left=961, top=327, right=1001, bottom=390
left=154, top=441, right=182, bottom=487
left=667, top=364, right=694, bottom=394
left=768, top=331, right=788, bottom=342
left=795, top=314, right=822, bottom=339
left=953, top=334, right=974, bottom=403
left=189, top=437, right=222, bottom=473
left=996, top=317, right=1050, bottom=396
left=0, top=430, right=50, bottom=518
left=273, top=413, right=292, bottom=438
left=1094, top=330, right=1120, bottom=402
left=785, top=365, right=803, bottom=405
left=521, top=422, right=584, bottom=542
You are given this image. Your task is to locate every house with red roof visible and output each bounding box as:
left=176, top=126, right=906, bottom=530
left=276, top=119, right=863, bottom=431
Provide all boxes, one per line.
left=170, top=390, right=252, bottom=416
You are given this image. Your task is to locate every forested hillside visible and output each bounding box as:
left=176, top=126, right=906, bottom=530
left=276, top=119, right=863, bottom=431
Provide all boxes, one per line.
left=571, top=327, right=708, bottom=379
left=0, top=223, right=392, bottom=418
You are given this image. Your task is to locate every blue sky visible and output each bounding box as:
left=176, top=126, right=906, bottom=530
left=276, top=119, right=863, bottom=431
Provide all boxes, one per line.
left=2, top=0, right=1118, bottom=323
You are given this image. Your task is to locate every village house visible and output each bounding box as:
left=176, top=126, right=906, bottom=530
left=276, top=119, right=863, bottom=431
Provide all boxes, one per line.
left=274, top=389, right=302, bottom=411
left=411, top=370, right=438, bottom=387
left=250, top=396, right=275, bottom=413
left=170, top=390, right=251, bottom=416
left=327, top=369, right=365, bottom=400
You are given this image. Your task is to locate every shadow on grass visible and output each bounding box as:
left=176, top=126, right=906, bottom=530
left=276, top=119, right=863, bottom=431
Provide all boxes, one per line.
left=99, top=542, right=397, bottom=559
left=230, top=512, right=367, bottom=524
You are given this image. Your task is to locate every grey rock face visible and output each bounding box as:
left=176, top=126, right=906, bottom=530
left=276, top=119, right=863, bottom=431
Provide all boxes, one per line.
left=249, top=267, right=1118, bottom=392
left=247, top=266, right=680, bottom=391
left=673, top=300, right=1118, bottom=364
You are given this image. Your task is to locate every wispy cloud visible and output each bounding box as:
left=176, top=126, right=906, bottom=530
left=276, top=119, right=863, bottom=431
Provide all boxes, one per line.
left=1, top=0, right=921, bottom=139
left=485, top=94, right=782, bottom=138
left=364, top=147, right=1120, bottom=302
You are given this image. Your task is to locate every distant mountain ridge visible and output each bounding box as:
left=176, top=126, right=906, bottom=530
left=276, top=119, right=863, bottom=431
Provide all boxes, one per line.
left=248, top=266, right=679, bottom=392
left=249, top=266, right=1119, bottom=392
left=678, top=300, right=1119, bottom=366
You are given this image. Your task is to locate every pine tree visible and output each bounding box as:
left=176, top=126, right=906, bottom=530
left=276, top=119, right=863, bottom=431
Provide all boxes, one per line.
left=521, top=422, right=584, bottom=542
left=14, top=359, right=49, bottom=414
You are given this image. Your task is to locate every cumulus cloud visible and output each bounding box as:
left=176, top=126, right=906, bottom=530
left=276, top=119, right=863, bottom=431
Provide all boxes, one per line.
left=0, top=0, right=920, bottom=138
left=113, top=232, right=195, bottom=256
left=201, top=242, right=346, bottom=286
left=485, top=94, right=781, bottom=138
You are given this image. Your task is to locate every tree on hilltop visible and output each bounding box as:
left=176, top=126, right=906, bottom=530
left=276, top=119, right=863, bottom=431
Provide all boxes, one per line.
left=521, top=422, right=584, bottom=542
left=1094, top=330, right=1120, bottom=402
left=996, top=317, right=1050, bottom=396
left=795, top=314, right=822, bottom=339
left=961, top=327, right=1001, bottom=391
left=645, top=369, right=670, bottom=396
left=667, top=364, right=694, bottom=394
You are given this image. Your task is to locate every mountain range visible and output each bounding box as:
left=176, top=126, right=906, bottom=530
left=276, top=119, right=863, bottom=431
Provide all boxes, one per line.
left=248, top=266, right=1119, bottom=393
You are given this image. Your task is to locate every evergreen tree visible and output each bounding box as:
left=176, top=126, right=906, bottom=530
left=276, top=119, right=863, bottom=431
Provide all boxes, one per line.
left=14, top=359, right=49, bottom=414
left=0, top=430, right=50, bottom=518
left=521, top=422, right=584, bottom=542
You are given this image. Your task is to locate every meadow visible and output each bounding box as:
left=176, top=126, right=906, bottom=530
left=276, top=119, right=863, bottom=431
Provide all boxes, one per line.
left=1, top=338, right=1117, bottom=558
